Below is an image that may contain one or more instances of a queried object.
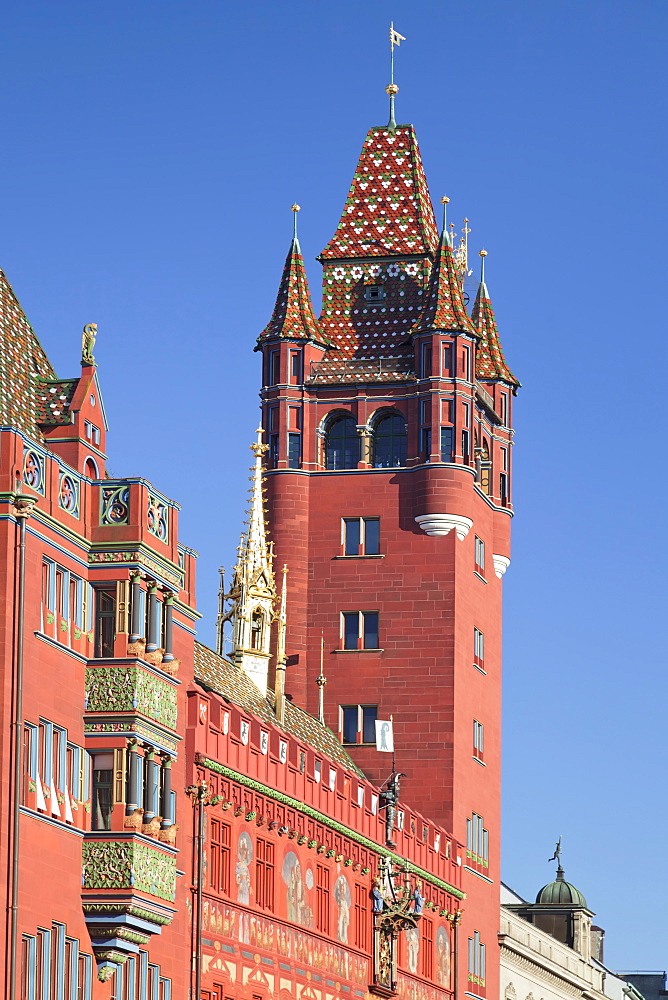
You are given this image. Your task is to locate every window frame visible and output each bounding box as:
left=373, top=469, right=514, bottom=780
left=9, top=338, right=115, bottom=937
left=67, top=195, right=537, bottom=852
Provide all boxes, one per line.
left=342, top=517, right=380, bottom=557
left=340, top=705, right=378, bottom=745
left=341, top=611, right=380, bottom=651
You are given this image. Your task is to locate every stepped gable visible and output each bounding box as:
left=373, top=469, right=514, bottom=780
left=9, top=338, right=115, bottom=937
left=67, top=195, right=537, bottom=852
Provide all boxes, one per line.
left=318, top=125, right=439, bottom=361
left=0, top=269, right=58, bottom=438
left=194, top=642, right=364, bottom=775
left=412, top=231, right=478, bottom=337
left=258, top=237, right=329, bottom=347
left=471, top=277, right=520, bottom=390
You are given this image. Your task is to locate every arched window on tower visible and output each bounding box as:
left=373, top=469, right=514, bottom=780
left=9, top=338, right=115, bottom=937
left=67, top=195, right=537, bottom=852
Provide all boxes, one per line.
left=325, top=414, right=360, bottom=470
left=250, top=609, right=265, bottom=650
left=372, top=412, right=407, bottom=469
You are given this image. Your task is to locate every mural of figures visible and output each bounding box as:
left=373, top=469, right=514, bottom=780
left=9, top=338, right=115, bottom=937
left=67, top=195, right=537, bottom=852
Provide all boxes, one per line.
left=236, top=831, right=253, bottom=905
left=282, top=851, right=313, bottom=927
left=435, top=925, right=451, bottom=987
left=334, top=874, right=352, bottom=944
left=406, top=925, right=420, bottom=974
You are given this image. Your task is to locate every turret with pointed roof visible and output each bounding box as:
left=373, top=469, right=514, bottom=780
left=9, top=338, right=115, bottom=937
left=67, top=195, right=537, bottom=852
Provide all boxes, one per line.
left=257, top=210, right=328, bottom=348
left=411, top=228, right=478, bottom=337
left=471, top=253, right=520, bottom=391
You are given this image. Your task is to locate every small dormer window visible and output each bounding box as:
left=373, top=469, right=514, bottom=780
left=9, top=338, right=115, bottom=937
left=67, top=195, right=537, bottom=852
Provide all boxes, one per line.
left=364, top=284, right=386, bottom=302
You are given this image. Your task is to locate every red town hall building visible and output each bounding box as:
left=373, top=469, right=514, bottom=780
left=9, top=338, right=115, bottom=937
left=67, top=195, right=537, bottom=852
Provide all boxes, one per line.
left=0, top=98, right=518, bottom=1000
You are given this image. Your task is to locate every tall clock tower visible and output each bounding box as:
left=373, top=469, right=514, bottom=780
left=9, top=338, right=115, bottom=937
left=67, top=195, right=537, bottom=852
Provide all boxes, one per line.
left=256, top=107, right=519, bottom=1000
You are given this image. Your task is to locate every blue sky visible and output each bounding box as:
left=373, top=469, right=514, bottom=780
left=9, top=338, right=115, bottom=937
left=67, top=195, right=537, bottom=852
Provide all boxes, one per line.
left=2, top=0, right=666, bottom=971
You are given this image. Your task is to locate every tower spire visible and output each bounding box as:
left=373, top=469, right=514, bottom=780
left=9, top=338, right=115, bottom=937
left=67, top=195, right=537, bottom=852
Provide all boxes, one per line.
left=471, top=251, right=520, bottom=390
left=386, top=23, right=405, bottom=130
left=225, top=429, right=277, bottom=695
left=411, top=219, right=478, bottom=337
left=257, top=207, right=328, bottom=348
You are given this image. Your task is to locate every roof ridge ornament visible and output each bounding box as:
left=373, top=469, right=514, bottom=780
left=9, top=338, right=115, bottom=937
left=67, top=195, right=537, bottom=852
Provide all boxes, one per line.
left=387, top=22, right=406, bottom=131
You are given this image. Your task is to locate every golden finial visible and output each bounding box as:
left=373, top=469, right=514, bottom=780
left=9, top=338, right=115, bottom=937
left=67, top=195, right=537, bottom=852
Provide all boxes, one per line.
left=385, top=83, right=399, bottom=96
left=479, top=248, right=487, bottom=283
left=453, top=216, right=472, bottom=280
left=291, top=204, right=300, bottom=240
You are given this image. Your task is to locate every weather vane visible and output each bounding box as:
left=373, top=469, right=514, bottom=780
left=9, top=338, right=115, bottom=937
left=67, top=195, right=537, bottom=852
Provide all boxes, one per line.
left=386, top=23, right=406, bottom=130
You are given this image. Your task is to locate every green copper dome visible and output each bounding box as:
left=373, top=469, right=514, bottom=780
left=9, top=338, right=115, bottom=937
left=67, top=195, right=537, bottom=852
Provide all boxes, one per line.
left=535, top=866, right=587, bottom=907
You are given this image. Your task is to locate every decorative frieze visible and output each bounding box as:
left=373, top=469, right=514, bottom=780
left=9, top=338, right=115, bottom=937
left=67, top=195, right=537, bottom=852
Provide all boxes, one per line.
left=82, top=839, right=176, bottom=902
left=85, top=664, right=177, bottom=731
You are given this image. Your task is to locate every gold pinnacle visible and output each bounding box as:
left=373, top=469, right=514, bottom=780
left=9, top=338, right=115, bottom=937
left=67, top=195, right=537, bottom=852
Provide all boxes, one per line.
left=441, top=196, right=450, bottom=204
left=385, top=83, right=399, bottom=96
left=479, top=249, right=488, bottom=257
left=291, top=204, right=300, bottom=213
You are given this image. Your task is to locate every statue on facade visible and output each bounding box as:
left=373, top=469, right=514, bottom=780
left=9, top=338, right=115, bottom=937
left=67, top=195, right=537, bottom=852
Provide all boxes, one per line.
left=81, top=323, right=98, bottom=364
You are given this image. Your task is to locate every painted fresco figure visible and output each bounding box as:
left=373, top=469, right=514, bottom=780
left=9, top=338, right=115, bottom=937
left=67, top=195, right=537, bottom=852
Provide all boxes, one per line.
left=236, top=831, right=253, bottom=905
left=334, top=874, right=351, bottom=943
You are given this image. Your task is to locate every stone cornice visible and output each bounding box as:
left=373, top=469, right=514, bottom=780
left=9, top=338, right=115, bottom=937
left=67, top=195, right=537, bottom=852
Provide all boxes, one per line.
left=499, top=935, right=604, bottom=1000
left=198, top=755, right=465, bottom=900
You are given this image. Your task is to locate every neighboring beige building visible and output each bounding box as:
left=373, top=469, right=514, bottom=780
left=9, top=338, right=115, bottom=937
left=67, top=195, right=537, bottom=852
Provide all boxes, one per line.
left=500, top=866, right=647, bottom=1000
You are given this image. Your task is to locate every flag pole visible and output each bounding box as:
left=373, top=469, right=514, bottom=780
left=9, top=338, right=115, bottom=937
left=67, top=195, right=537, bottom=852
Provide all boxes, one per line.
left=386, top=22, right=399, bottom=130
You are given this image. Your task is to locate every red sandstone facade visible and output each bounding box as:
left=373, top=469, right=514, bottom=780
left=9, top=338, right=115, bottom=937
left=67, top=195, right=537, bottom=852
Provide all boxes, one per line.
left=257, top=120, right=518, bottom=1000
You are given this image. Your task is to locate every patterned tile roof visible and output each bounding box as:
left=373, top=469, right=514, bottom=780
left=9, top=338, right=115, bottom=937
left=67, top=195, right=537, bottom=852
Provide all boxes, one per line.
left=193, top=642, right=364, bottom=776
left=36, top=379, right=79, bottom=425
left=315, top=125, right=441, bottom=360
left=0, top=269, right=58, bottom=439
left=321, top=126, right=438, bottom=260
left=411, top=231, right=478, bottom=337
left=471, top=279, right=520, bottom=390
left=258, top=238, right=329, bottom=346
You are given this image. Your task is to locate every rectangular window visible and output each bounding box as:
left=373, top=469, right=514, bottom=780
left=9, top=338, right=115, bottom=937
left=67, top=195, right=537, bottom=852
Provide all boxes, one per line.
left=462, top=429, right=470, bottom=464
left=474, top=537, right=485, bottom=574
left=94, top=589, right=116, bottom=658
left=290, top=351, right=302, bottom=382
left=468, top=931, right=486, bottom=989
left=500, top=472, right=508, bottom=507
left=288, top=405, right=302, bottom=430
left=466, top=813, right=489, bottom=866
left=287, top=433, right=301, bottom=468
left=354, top=882, right=369, bottom=951
left=268, top=406, right=279, bottom=431
left=316, top=864, right=330, bottom=934
left=256, top=837, right=275, bottom=911
left=269, top=350, right=280, bottom=386
left=341, top=705, right=377, bottom=745
left=421, top=427, right=432, bottom=459
left=442, top=342, right=453, bottom=376
left=421, top=917, right=433, bottom=979
left=499, top=393, right=508, bottom=426
left=420, top=343, right=432, bottom=378
left=419, top=399, right=429, bottom=425
left=91, top=753, right=114, bottom=831
left=462, top=345, right=471, bottom=381
left=341, top=612, right=379, bottom=650
left=474, top=628, right=485, bottom=668
left=440, top=426, right=453, bottom=462
left=342, top=517, right=380, bottom=556
left=269, top=434, right=279, bottom=469
left=207, top=820, right=231, bottom=895
left=473, top=720, right=484, bottom=760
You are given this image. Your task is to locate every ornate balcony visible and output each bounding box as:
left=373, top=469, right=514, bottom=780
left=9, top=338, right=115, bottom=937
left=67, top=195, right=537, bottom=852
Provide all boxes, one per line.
left=82, top=833, right=177, bottom=980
